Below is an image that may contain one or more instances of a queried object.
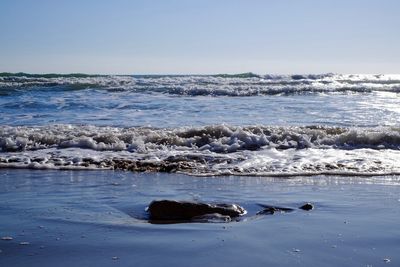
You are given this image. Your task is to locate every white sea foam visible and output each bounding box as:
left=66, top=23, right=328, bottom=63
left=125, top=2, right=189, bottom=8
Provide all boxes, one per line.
left=1, top=74, right=400, bottom=96
left=1, top=124, right=400, bottom=176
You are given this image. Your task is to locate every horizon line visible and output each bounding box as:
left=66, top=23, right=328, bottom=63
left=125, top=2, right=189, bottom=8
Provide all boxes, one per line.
left=2, top=71, right=398, bottom=77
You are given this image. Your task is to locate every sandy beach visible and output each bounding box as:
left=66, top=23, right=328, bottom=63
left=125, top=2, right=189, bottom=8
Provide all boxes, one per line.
left=0, top=169, right=399, bottom=267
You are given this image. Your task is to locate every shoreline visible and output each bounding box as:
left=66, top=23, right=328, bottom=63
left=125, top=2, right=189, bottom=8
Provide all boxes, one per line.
left=2, top=163, right=400, bottom=178
left=1, top=169, right=399, bottom=266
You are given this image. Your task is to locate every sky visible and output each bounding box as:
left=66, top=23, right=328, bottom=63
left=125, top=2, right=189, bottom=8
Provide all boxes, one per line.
left=0, top=0, right=399, bottom=74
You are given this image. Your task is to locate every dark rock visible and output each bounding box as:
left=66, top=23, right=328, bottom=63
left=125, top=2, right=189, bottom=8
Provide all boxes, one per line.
left=256, top=204, right=295, bottom=215
left=299, top=203, right=314, bottom=211
left=147, top=200, right=246, bottom=222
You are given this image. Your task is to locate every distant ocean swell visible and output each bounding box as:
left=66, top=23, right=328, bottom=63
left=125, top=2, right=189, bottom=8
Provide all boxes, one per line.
left=1, top=124, right=400, bottom=176
left=1, top=73, right=400, bottom=96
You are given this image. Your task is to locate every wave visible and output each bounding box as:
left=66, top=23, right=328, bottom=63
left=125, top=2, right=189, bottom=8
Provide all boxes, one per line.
left=2, top=124, right=400, bottom=152
left=212, top=72, right=261, bottom=78
left=1, top=124, right=400, bottom=176
left=1, top=73, right=400, bottom=96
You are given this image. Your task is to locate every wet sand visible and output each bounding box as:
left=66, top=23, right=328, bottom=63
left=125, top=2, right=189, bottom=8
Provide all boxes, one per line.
left=0, top=169, right=399, bottom=266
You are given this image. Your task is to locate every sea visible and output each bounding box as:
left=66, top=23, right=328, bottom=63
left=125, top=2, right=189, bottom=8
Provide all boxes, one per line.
left=1, top=72, right=400, bottom=177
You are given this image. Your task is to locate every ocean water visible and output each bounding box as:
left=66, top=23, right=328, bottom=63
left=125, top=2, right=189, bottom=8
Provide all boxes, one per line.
left=1, top=73, right=400, bottom=176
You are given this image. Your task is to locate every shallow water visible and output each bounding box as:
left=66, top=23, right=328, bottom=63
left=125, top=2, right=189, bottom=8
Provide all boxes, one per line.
left=0, top=169, right=399, bottom=267
left=1, top=73, right=400, bottom=176
left=1, top=74, right=400, bottom=128
left=0, top=73, right=400, bottom=176
left=2, top=73, right=400, bottom=128
left=1, top=74, right=400, bottom=266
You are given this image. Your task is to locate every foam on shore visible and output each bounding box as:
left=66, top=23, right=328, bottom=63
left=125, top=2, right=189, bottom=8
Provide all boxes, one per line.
left=1, top=124, right=400, bottom=176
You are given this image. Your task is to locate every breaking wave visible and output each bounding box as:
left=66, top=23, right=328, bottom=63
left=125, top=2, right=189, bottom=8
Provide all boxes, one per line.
left=1, top=124, right=400, bottom=176
left=1, top=73, right=400, bottom=96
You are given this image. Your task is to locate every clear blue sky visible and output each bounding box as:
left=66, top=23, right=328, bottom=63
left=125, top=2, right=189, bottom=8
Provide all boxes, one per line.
left=1, top=0, right=399, bottom=74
